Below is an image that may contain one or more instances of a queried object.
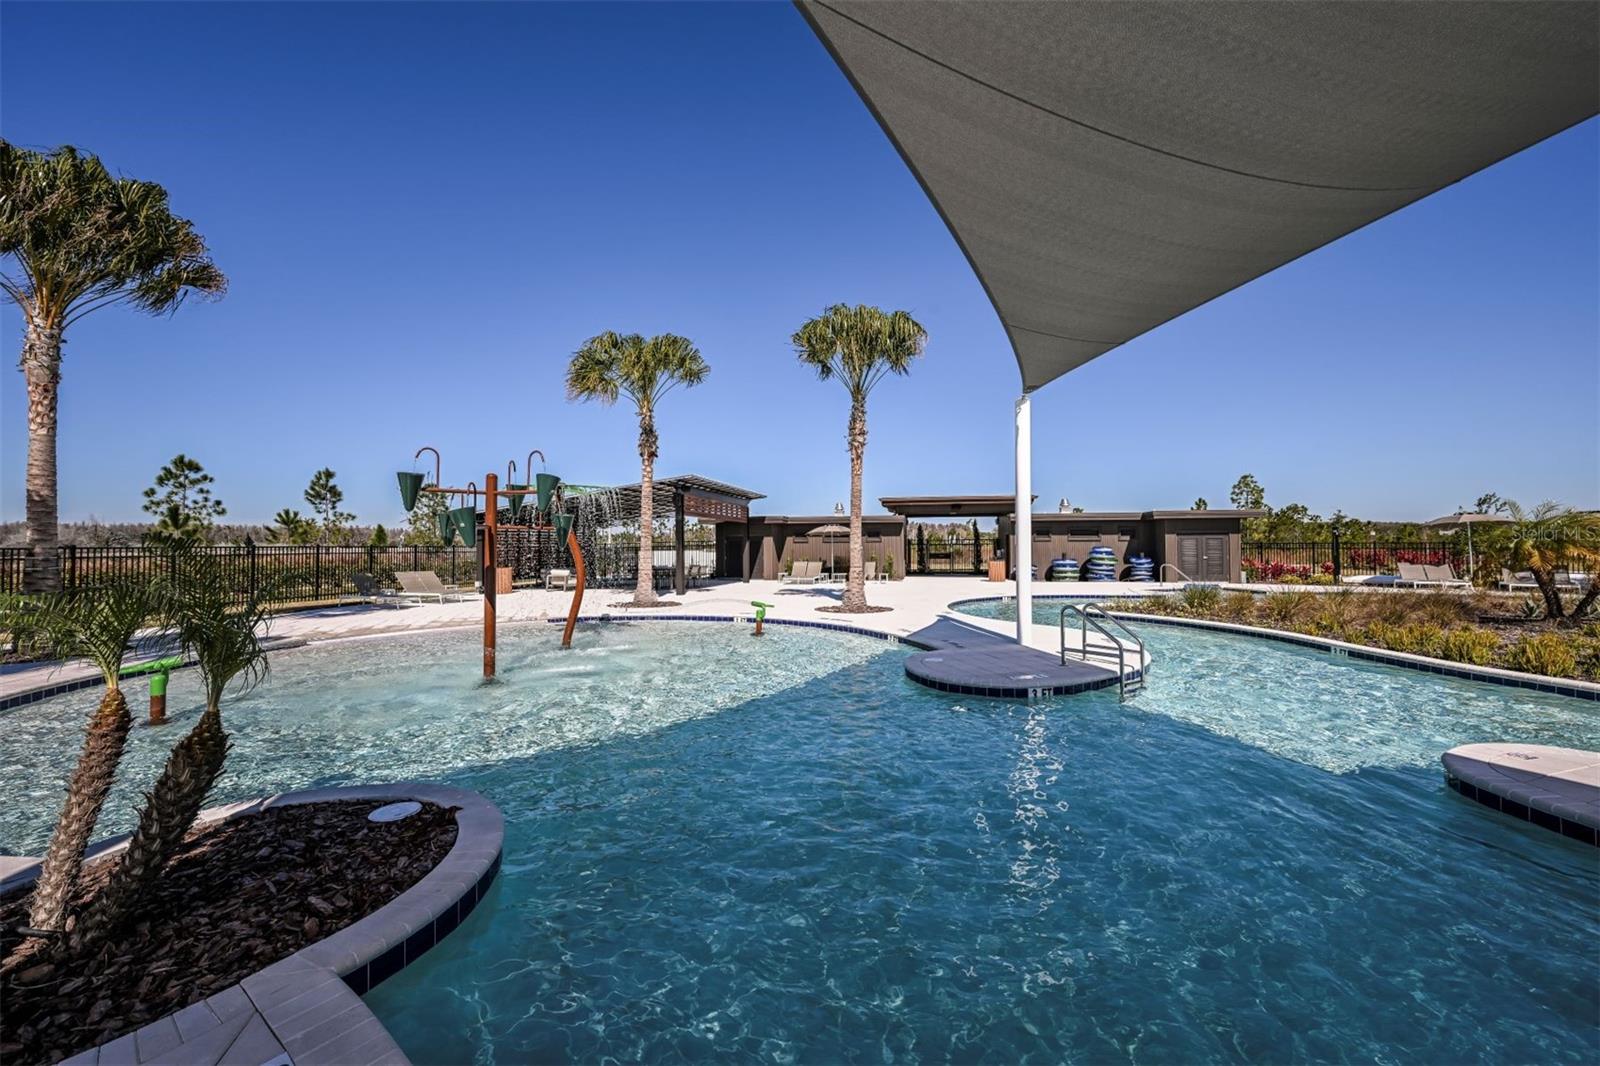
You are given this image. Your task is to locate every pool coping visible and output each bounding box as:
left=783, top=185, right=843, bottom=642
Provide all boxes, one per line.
left=1442, top=744, right=1599, bottom=846
left=6, top=782, right=503, bottom=1066
left=949, top=596, right=1600, bottom=702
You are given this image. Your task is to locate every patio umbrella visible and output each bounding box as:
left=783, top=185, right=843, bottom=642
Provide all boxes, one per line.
left=1424, top=513, right=1512, bottom=581
left=808, top=524, right=850, bottom=577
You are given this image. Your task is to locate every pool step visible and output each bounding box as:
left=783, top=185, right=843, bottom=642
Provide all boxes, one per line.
left=1443, top=743, right=1598, bottom=846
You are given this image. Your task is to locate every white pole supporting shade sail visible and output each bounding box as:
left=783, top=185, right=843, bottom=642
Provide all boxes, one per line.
left=798, top=1, right=1599, bottom=391
left=1014, top=393, right=1033, bottom=644
left=801, top=1, right=1596, bottom=644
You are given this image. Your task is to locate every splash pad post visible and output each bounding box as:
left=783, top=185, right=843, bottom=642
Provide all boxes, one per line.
left=398, top=449, right=587, bottom=680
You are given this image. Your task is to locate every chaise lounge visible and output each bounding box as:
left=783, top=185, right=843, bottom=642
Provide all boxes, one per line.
left=395, top=570, right=477, bottom=603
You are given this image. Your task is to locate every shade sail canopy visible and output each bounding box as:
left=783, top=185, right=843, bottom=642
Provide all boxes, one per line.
left=799, top=1, right=1599, bottom=391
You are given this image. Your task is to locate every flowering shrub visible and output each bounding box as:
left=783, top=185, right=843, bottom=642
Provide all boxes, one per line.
left=1241, top=558, right=1333, bottom=581
left=1346, top=548, right=1457, bottom=571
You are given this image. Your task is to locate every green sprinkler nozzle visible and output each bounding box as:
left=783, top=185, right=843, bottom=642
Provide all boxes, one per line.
left=750, top=601, right=774, bottom=636
left=120, top=656, right=182, bottom=679
left=121, top=657, right=181, bottom=724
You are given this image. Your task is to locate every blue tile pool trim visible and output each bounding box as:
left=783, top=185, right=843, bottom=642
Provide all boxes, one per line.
left=344, top=850, right=502, bottom=996
left=948, top=597, right=1599, bottom=702
left=1445, top=774, right=1598, bottom=846
left=0, top=638, right=309, bottom=712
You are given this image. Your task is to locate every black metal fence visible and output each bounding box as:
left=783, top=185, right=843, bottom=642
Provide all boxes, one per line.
left=1242, top=539, right=1468, bottom=581
left=908, top=534, right=991, bottom=574
left=0, top=538, right=721, bottom=606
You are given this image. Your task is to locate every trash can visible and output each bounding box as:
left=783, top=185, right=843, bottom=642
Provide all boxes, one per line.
left=987, top=559, right=1007, bottom=582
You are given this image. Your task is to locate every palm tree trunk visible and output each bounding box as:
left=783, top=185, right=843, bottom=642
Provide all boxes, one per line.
left=634, top=414, right=659, bottom=607
left=842, top=399, right=868, bottom=612
left=21, top=322, right=63, bottom=594
left=26, top=687, right=130, bottom=932
left=67, top=704, right=229, bottom=954
left=1570, top=577, right=1598, bottom=620
left=1532, top=568, right=1565, bottom=620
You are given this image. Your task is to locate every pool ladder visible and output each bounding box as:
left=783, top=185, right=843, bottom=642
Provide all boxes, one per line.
left=1059, top=602, right=1147, bottom=700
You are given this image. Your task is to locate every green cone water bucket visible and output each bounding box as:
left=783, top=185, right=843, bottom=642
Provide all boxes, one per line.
left=438, top=512, right=456, bottom=545
left=553, top=513, right=573, bottom=541
left=396, top=471, right=425, bottom=513
left=449, top=506, right=478, bottom=549
left=506, top=485, right=531, bottom=517
left=536, top=473, right=561, bottom=515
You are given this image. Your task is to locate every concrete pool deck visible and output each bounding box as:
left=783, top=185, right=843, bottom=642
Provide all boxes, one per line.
left=2, top=577, right=1154, bottom=706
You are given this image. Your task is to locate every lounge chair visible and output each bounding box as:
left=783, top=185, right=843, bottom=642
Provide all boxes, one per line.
left=1421, top=564, right=1471, bottom=589
left=351, top=572, right=405, bottom=608
left=546, top=568, right=574, bottom=591
left=1396, top=562, right=1432, bottom=587
left=395, top=571, right=475, bottom=603
left=782, top=560, right=820, bottom=585
left=1498, top=569, right=1538, bottom=591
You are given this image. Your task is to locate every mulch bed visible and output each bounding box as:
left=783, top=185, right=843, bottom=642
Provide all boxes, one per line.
left=608, top=600, right=681, bottom=609
left=817, top=605, right=894, bottom=614
left=0, top=800, right=458, bottom=1066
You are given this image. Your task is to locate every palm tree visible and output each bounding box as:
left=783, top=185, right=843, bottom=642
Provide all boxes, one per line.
left=1483, top=501, right=1600, bottom=621
left=0, top=581, right=173, bottom=935
left=792, top=305, right=927, bottom=612
left=0, top=142, right=225, bottom=593
left=69, top=558, right=268, bottom=952
left=566, top=332, right=709, bottom=606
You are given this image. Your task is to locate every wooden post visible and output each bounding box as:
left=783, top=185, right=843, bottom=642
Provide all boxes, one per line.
left=483, top=472, right=497, bottom=680
left=562, top=527, right=586, bottom=649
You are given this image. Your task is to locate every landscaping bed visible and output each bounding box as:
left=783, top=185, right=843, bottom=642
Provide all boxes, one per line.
left=0, top=799, right=458, bottom=1066
left=1116, top=588, right=1600, bottom=682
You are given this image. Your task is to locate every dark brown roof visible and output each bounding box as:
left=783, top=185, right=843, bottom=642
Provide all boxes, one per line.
left=879, top=494, right=1035, bottom=517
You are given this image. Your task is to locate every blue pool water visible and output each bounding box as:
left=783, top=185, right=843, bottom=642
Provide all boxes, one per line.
left=5, top=620, right=1598, bottom=1063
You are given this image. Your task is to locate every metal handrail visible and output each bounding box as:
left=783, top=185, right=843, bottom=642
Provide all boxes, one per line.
left=1084, top=602, right=1147, bottom=669
left=1158, top=563, right=1193, bottom=583
left=1059, top=601, right=1146, bottom=700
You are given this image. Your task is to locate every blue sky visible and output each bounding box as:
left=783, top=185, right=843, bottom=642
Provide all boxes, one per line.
left=2, top=1, right=1596, bottom=527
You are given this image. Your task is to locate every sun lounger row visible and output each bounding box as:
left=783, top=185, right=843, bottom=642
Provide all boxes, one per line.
left=1396, top=562, right=1470, bottom=589
left=781, top=560, right=889, bottom=584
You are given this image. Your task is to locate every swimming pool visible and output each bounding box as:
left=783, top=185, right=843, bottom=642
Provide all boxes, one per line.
left=5, top=621, right=1597, bottom=1062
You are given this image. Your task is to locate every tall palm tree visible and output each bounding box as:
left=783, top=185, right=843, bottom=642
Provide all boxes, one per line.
left=793, top=305, right=927, bottom=612
left=70, top=558, right=268, bottom=952
left=0, top=142, right=225, bottom=592
left=566, top=332, right=709, bottom=606
left=0, top=581, right=173, bottom=934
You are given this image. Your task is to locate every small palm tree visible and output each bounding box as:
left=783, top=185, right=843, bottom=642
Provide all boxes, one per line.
left=0, top=142, right=225, bottom=593
left=1485, top=501, right=1600, bottom=621
left=0, top=581, right=173, bottom=934
left=793, top=305, right=927, bottom=612
left=70, top=558, right=268, bottom=951
left=566, top=332, right=709, bottom=606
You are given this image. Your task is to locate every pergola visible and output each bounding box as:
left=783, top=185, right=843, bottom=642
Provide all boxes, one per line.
left=800, top=0, right=1599, bottom=639
left=879, top=495, right=1032, bottom=519
left=577, top=474, right=764, bottom=595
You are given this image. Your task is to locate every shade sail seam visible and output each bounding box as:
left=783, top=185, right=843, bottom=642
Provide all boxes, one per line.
left=1007, top=322, right=1118, bottom=347
left=811, top=0, right=1437, bottom=194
